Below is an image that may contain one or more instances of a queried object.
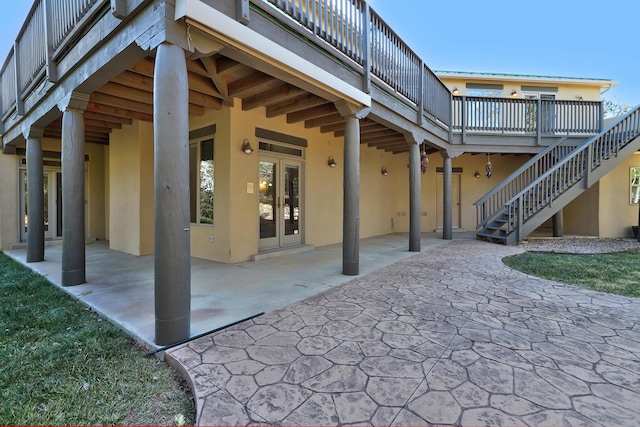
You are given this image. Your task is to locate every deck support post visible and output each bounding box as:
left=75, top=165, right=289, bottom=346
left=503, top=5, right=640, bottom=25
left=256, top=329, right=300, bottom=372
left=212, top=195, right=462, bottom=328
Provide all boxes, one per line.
left=407, top=133, right=421, bottom=252
left=59, top=92, right=89, bottom=286
left=336, top=101, right=369, bottom=276
left=442, top=152, right=453, bottom=240
left=25, top=127, right=45, bottom=263
left=154, top=43, right=191, bottom=346
left=552, top=209, right=564, bottom=237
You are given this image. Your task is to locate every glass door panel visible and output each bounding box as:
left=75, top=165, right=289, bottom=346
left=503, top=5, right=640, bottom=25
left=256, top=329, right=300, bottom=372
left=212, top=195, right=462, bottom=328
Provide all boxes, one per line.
left=282, top=162, right=301, bottom=245
left=259, top=160, right=278, bottom=248
left=259, top=157, right=303, bottom=249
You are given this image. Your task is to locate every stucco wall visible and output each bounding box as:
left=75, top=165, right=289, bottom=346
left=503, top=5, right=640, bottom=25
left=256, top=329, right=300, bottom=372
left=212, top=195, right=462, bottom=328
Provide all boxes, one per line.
left=598, top=152, right=640, bottom=238
left=439, top=77, right=603, bottom=101
left=109, top=121, right=154, bottom=255
left=85, top=144, right=106, bottom=240
left=563, top=184, right=600, bottom=236
left=0, top=153, right=19, bottom=249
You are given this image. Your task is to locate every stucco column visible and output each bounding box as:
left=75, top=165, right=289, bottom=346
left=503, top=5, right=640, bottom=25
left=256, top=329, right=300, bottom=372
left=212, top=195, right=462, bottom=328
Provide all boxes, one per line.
left=335, top=101, right=369, bottom=276
left=407, top=134, right=421, bottom=252
left=59, top=93, right=89, bottom=286
left=442, top=152, right=453, bottom=240
left=552, top=209, right=564, bottom=237
left=25, top=127, right=45, bottom=263
left=154, top=42, right=191, bottom=345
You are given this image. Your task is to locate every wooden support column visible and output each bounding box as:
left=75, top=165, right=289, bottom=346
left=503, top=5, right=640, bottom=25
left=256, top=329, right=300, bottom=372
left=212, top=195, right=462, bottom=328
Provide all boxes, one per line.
left=336, top=101, right=369, bottom=276
left=440, top=149, right=463, bottom=240
left=25, top=127, right=45, bottom=263
left=154, top=43, right=191, bottom=346
left=406, top=133, right=421, bottom=252
left=59, top=92, right=90, bottom=285
left=552, top=209, right=564, bottom=237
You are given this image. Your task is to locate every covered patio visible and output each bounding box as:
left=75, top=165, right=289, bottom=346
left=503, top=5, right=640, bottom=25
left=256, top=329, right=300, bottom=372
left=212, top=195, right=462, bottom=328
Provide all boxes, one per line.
left=4, top=232, right=466, bottom=348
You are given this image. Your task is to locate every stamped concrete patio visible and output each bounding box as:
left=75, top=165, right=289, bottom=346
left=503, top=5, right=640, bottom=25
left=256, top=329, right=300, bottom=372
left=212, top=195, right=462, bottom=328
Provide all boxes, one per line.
left=167, top=240, right=640, bottom=426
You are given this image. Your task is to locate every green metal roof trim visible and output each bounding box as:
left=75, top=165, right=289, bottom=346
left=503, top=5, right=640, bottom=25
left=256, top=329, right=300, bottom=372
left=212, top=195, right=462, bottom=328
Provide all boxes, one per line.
left=434, top=70, right=615, bottom=83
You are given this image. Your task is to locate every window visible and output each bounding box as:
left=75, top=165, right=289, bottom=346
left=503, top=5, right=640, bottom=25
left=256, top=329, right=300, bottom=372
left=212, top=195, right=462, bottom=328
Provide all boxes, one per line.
left=467, top=89, right=502, bottom=129
left=631, top=167, right=640, bottom=205
left=189, top=137, right=214, bottom=224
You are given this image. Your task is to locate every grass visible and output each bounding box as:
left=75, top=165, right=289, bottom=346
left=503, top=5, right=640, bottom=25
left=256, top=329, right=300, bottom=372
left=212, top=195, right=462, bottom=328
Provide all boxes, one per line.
left=503, top=250, right=640, bottom=298
left=0, top=252, right=195, bottom=426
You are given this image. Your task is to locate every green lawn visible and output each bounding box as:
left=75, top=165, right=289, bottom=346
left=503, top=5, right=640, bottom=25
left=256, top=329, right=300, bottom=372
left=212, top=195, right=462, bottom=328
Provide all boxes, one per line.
left=0, top=253, right=195, bottom=426
left=503, top=250, right=640, bottom=298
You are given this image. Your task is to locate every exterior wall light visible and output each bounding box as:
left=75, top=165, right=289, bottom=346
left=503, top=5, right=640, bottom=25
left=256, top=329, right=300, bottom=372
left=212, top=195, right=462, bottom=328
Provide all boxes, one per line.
left=576, top=94, right=583, bottom=100
left=328, top=156, right=336, bottom=167
left=452, top=87, right=459, bottom=96
left=241, top=139, right=254, bottom=154
left=474, top=170, right=481, bottom=178
left=381, top=167, right=388, bottom=176
left=510, top=89, right=518, bottom=97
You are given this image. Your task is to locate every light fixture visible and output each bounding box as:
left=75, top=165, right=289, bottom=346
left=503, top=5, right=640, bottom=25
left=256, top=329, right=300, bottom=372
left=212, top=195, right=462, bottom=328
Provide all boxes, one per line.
left=510, top=89, right=518, bottom=97
left=576, top=94, right=583, bottom=100
left=474, top=170, right=481, bottom=178
left=381, top=167, right=388, bottom=176
left=452, top=87, right=459, bottom=96
left=241, top=139, right=254, bottom=154
left=328, top=156, right=336, bottom=167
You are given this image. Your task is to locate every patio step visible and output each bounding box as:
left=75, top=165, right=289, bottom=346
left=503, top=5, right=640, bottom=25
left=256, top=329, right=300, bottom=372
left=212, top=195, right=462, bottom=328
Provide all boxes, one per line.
left=251, top=244, right=315, bottom=261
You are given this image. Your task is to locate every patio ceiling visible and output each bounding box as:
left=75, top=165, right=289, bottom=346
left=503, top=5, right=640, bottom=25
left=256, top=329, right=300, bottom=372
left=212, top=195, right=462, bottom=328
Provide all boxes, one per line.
left=42, top=54, right=421, bottom=154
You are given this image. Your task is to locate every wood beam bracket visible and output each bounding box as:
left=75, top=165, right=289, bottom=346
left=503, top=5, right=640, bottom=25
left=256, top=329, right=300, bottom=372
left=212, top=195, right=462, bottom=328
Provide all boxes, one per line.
left=335, top=100, right=370, bottom=120
left=58, top=92, right=90, bottom=113
left=185, top=24, right=224, bottom=60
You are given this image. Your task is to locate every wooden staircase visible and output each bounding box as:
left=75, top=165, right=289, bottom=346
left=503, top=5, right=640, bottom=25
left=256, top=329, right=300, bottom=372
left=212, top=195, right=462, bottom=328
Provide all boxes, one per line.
left=475, top=105, right=640, bottom=244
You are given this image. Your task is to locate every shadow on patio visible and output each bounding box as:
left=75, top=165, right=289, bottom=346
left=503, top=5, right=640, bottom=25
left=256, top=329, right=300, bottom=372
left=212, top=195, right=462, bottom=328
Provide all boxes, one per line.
left=5, top=232, right=467, bottom=348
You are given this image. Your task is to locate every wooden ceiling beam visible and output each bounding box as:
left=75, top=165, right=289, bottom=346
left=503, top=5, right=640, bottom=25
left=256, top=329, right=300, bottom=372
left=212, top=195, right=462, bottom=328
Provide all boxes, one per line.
left=216, top=56, right=244, bottom=78
left=242, top=84, right=305, bottom=111
left=84, top=118, right=121, bottom=130
left=188, top=91, right=222, bottom=109
left=287, top=103, right=335, bottom=124
left=228, top=72, right=277, bottom=98
left=128, top=57, right=154, bottom=77
left=267, top=94, right=328, bottom=118
left=84, top=111, right=133, bottom=126
left=111, top=70, right=154, bottom=92
left=305, top=112, right=343, bottom=128
left=336, top=127, right=399, bottom=138
left=89, top=92, right=153, bottom=115
left=86, top=102, right=153, bottom=122
left=98, top=82, right=152, bottom=105
left=364, top=135, right=408, bottom=145
left=188, top=71, right=222, bottom=97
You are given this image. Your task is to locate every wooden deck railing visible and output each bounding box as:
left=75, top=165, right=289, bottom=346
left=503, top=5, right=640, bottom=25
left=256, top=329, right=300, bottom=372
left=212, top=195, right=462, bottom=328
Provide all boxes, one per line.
left=0, top=0, right=105, bottom=120
left=265, top=0, right=452, bottom=127
left=493, top=105, right=640, bottom=240
left=453, top=96, right=603, bottom=143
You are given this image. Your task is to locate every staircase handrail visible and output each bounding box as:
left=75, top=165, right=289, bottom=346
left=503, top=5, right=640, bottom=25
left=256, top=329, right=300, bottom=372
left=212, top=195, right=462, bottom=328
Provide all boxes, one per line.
left=501, top=104, right=640, bottom=237
left=474, top=136, right=579, bottom=230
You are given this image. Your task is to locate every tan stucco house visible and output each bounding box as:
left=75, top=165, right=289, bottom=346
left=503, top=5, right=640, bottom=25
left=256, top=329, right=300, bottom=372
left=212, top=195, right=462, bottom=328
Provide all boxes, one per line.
left=1, top=0, right=638, bottom=344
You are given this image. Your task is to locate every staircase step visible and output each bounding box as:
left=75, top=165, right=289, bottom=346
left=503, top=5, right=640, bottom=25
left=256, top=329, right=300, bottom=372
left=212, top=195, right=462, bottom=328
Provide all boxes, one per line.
left=477, top=232, right=507, bottom=242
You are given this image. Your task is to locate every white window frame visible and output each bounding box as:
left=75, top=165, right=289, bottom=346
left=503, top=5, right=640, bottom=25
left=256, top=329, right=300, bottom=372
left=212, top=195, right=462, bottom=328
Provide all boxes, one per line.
left=631, top=167, right=640, bottom=205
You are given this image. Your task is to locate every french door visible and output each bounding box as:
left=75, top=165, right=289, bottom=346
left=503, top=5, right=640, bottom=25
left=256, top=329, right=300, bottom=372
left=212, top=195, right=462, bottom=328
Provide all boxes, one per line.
left=20, top=170, right=63, bottom=241
left=258, top=157, right=303, bottom=249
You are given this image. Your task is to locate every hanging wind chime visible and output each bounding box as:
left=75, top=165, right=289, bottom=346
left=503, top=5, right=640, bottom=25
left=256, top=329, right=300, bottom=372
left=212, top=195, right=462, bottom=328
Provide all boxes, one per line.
left=420, top=144, right=429, bottom=174
left=485, top=153, right=493, bottom=178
